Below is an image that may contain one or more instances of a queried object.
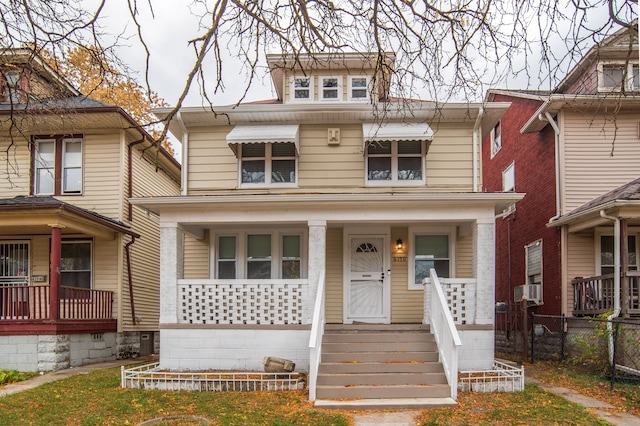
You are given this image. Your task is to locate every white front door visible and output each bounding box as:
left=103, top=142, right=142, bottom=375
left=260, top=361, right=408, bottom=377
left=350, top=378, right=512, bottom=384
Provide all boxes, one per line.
left=345, top=235, right=389, bottom=323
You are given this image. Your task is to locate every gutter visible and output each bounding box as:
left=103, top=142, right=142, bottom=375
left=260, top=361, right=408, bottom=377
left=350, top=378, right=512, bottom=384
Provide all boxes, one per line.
left=472, top=107, right=484, bottom=192
left=176, top=112, right=189, bottom=195
left=124, top=237, right=138, bottom=326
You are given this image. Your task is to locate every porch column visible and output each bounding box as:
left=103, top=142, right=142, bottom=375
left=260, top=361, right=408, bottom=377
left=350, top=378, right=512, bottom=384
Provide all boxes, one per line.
left=49, top=225, right=62, bottom=321
left=621, top=219, right=630, bottom=318
left=474, top=218, right=495, bottom=325
left=307, top=221, right=327, bottom=324
left=159, top=222, right=183, bottom=325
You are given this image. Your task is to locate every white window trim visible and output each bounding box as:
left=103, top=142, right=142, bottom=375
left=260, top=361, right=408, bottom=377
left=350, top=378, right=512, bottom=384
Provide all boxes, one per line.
left=62, top=137, right=83, bottom=194
left=502, top=161, right=515, bottom=192
left=213, top=229, right=307, bottom=280
left=290, top=75, right=314, bottom=102
left=365, top=140, right=426, bottom=187
left=319, top=75, right=343, bottom=102
left=525, top=240, right=543, bottom=297
left=239, top=143, right=298, bottom=188
left=408, top=226, right=456, bottom=290
left=34, top=139, right=56, bottom=195
left=348, top=75, right=370, bottom=102
left=490, top=121, right=502, bottom=158
left=597, top=61, right=640, bottom=92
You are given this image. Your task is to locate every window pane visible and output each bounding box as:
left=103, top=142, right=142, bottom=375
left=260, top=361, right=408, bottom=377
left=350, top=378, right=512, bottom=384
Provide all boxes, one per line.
left=241, top=160, right=265, bottom=183
left=248, top=234, right=271, bottom=258
left=64, top=140, right=82, bottom=167
left=282, top=260, right=300, bottom=279
left=36, top=141, right=55, bottom=167
left=603, top=66, right=624, bottom=88
left=398, top=157, right=422, bottom=180
left=61, top=242, right=91, bottom=289
left=283, top=235, right=300, bottom=258
left=218, top=260, right=236, bottom=279
left=415, top=235, right=448, bottom=258
left=248, top=261, right=271, bottom=279
left=323, top=78, right=338, bottom=88
left=323, top=89, right=338, bottom=99
left=634, top=65, right=639, bottom=89
left=368, top=157, right=391, bottom=180
left=294, top=78, right=310, bottom=88
left=272, top=160, right=295, bottom=183
left=415, top=259, right=449, bottom=284
left=601, top=236, right=614, bottom=267
left=61, top=271, right=91, bottom=289
left=63, top=168, right=82, bottom=193
left=367, top=141, right=391, bottom=155
left=272, top=143, right=295, bottom=157
left=398, top=141, right=422, bottom=155
left=503, top=164, right=515, bottom=192
left=219, top=236, right=236, bottom=259
left=242, top=143, right=265, bottom=157
left=37, top=169, right=54, bottom=194
left=295, top=89, right=310, bottom=99
left=351, top=77, right=367, bottom=88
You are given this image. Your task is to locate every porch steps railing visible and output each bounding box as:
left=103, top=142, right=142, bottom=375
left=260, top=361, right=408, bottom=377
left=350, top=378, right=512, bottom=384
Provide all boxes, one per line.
left=313, top=324, right=457, bottom=410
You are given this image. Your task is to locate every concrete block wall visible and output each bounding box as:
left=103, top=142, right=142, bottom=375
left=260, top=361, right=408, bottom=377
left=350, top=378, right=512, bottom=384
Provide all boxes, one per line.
left=69, top=333, right=117, bottom=367
left=160, top=328, right=311, bottom=372
left=0, top=335, right=39, bottom=372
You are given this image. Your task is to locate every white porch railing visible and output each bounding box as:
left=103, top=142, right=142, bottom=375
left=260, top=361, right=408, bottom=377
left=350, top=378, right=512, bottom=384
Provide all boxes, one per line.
left=423, top=277, right=477, bottom=325
left=428, top=269, right=463, bottom=400
left=177, top=279, right=308, bottom=325
left=307, top=270, right=326, bottom=402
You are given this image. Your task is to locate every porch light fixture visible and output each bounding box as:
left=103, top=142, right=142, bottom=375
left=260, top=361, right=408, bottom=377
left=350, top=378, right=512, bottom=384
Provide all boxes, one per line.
left=396, top=239, right=403, bottom=250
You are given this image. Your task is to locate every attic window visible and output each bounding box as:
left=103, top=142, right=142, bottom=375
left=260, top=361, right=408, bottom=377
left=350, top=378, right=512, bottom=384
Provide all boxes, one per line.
left=321, top=76, right=341, bottom=101
left=291, top=76, right=312, bottom=101
left=349, top=76, right=369, bottom=101
left=598, top=62, right=640, bottom=91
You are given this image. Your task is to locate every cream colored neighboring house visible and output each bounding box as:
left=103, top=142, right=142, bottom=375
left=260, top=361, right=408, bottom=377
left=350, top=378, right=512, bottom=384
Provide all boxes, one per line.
left=0, top=49, right=181, bottom=371
left=132, top=52, right=521, bottom=404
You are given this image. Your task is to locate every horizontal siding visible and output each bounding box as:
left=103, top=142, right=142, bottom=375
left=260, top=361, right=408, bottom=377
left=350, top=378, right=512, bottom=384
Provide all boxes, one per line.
left=0, top=135, right=31, bottom=195
left=566, top=232, right=596, bottom=314
left=94, top=238, right=120, bottom=318
left=325, top=228, right=343, bottom=324
left=390, top=227, right=422, bottom=323
left=184, top=233, right=211, bottom=279
left=455, top=233, right=473, bottom=278
left=186, top=122, right=475, bottom=194
left=563, top=111, right=640, bottom=212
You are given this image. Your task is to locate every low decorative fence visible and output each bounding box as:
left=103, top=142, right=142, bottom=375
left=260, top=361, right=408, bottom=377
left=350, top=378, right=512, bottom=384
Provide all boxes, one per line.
left=458, top=360, right=525, bottom=393
left=121, top=362, right=305, bottom=392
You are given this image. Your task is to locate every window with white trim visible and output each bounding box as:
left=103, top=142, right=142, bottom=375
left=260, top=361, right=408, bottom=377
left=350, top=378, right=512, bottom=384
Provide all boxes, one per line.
left=503, top=162, right=515, bottom=192
left=4, top=70, right=22, bottom=103
left=33, top=136, right=83, bottom=195
left=491, top=121, right=502, bottom=157
left=320, top=76, right=342, bottom=101
left=525, top=240, right=542, bottom=288
left=366, top=141, right=424, bottom=185
left=61, top=241, right=92, bottom=290
left=240, top=143, right=297, bottom=186
left=348, top=76, right=369, bottom=101
left=598, top=62, right=640, bottom=91
left=409, top=230, right=452, bottom=290
left=291, top=76, right=313, bottom=101
left=215, top=232, right=304, bottom=279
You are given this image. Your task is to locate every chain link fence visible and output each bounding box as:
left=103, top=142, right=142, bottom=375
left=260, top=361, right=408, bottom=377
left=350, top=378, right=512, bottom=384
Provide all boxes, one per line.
left=530, top=314, right=640, bottom=388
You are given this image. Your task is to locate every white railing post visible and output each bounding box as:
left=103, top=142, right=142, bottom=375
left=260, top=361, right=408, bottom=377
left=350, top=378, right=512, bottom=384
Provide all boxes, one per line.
left=428, top=268, right=463, bottom=400
left=307, top=270, right=326, bottom=401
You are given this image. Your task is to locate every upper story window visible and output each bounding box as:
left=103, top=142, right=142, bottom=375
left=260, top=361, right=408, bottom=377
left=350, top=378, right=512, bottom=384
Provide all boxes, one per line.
left=240, top=142, right=297, bottom=186
left=291, top=76, right=313, bottom=101
left=491, top=121, right=502, bottom=157
left=525, top=240, right=542, bottom=287
left=349, top=76, right=369, bottom=101
left=598, top=62, right=640, bottom=92
left=502, top=162, right=515, bottom=192
left=366, top=140, right=424, bottom=185
left=33, top=135, right=83, bottom=195
left=320, top=76, right=342, bottom=101
left=3, top=70, right=22, bottom=103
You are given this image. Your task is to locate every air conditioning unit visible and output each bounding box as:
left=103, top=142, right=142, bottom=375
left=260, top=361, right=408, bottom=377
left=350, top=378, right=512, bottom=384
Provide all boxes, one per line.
left=514, top=284, right=542, bottom=305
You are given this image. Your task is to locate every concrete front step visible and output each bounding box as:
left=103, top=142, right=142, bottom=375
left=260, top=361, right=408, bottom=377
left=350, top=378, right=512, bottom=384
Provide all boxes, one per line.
left=314, top=397, right=457, bottom=411
left=322, top=350, right=440, bottom=363
left=315, top=383, right=452, bottom=399
left=318, top=361, right=444, bottom=374
left=323, top=341, right=437, bottom=352
left=317, top=372, right=448, bottom=386
left=323, top=332, right=436, bottom=343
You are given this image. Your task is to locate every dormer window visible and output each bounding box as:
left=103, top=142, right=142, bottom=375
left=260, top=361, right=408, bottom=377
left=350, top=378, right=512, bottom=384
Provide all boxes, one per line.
left=320, top=76, right=342, bottom=101
left=291, top=76, right=313, bottom=101
left=598, top=62, right=640, bottom=92
left=3, top=70, right=22, bottom=103
left=349, top=76, right=369, bottom=101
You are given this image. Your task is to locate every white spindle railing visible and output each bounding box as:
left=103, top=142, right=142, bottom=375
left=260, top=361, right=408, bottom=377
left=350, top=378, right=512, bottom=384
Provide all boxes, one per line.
left=429, top=269, right=462, bottom=400
left=307, top=270, right=326, bottom=402
left=177, top=279, right=308, bottom=325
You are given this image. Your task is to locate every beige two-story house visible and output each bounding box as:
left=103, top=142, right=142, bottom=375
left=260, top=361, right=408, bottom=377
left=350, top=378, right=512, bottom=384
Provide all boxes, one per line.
left=0, top=49, right=181, bottom=371
left=132, top=52, right=520, bottom=406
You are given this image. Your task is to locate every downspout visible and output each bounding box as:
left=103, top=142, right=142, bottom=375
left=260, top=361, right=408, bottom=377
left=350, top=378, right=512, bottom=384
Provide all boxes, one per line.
left=176, top=112, right=189, bottom=195
left=541, top=112, right=562, bottom=222
left=599, top=210, right=621, bottom=369
left=125, top=236, right=138, bottom=326
left=128, top=139, right=146, bottom=221
left=472, top=107, right=484, bottom=192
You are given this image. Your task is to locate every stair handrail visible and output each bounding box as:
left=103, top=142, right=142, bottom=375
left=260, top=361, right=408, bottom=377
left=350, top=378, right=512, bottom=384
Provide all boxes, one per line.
left=308, top=269, right=326, bottom=401
left=429, top=268, right=462, bottom=399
